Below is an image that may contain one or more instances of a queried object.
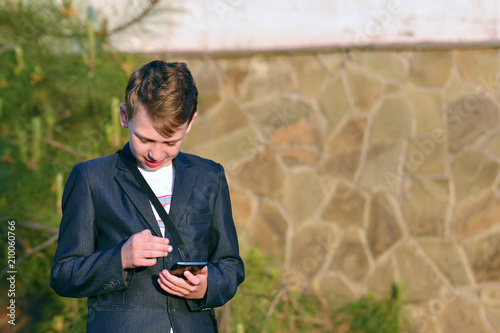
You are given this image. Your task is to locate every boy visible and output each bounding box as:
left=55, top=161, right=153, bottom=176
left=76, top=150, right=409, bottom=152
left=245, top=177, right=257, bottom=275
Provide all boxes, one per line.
left=51, top=60, right=245, bottom=332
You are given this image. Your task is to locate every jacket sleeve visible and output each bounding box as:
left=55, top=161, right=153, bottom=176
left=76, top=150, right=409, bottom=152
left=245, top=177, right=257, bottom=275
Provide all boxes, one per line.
left=187, top=164, right=245, bottom=311
left=50, top=163, right=133, bottom=298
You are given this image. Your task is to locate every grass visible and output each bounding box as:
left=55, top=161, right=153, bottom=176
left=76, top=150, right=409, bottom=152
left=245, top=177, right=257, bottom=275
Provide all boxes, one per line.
left=331, top=283, right=412, bottom=333
left=217, top=248, right=412, bottom=333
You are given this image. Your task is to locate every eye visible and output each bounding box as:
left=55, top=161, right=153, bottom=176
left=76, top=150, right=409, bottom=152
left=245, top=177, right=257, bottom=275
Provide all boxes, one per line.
left=139, top=138, right=150, bottom=143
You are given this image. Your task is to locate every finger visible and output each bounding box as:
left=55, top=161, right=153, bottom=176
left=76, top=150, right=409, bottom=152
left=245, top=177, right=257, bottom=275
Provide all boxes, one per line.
left=140, top=234, right=172, bottom=246
left=137, top=257, right=157, bottom=267
left=183, top=270, right=201, bottom=285
left=159, top=270, right=181, bottom=288
left=137, top=230, right=169, bottom=244
left=161, top=270, right=194, bottom=294
left=158, top=270, right=170, bottom=288
left=139, top=229, right=152, bottom=236
left=148, top=237, right=171, bottom=245
left=132, top=234, right=172, bottom=251
left=140, top=242, right=172, bottom=253
left=158, top=278, right=183, bottom=297
left=139, top=250, right=171, bottom=258
left=160, top=269, right=181, bottom=284
left=158, top=271, right=189, bottom=296
left=138, top=239, right=172, bottom=250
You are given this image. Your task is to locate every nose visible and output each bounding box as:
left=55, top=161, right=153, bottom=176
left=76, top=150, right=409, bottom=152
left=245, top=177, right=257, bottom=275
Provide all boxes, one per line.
left=148, top=143, right=164, bottom=161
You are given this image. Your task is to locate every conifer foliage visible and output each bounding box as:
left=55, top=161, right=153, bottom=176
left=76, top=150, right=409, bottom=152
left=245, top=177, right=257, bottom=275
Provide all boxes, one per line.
left=0, top=1, right=163, bottom=331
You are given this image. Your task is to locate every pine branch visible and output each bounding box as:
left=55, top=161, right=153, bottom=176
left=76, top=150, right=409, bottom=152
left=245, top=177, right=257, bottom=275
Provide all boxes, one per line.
left=41, top=137, right=85, bottom=158
left=19, top=220, right=59, bottom=234
left=101, top=0, right=160, bottom=36
left=260, top=287, right=288, bottom=333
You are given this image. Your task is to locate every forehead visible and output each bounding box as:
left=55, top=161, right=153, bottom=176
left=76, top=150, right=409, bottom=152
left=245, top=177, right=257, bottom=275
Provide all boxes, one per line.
left=131, top=104, right=187, bottom=141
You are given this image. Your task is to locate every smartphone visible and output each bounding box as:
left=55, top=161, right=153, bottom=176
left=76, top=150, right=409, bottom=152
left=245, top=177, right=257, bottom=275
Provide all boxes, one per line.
left=169, top=262, right=207, bottom=278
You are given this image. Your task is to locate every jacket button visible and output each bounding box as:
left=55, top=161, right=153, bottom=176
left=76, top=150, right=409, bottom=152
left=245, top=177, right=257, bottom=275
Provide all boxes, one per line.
left=165, top=256, right=173, bottom=263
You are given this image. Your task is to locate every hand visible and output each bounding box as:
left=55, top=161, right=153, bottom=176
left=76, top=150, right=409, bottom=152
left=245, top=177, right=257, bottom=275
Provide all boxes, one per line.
left=121, top=229, right=172, bottom=269
left=158, top=266, right=208, bottom=299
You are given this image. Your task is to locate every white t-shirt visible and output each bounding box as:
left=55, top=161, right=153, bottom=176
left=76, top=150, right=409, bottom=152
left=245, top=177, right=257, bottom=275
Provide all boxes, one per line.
left=138, top=164, right=174, bottom=237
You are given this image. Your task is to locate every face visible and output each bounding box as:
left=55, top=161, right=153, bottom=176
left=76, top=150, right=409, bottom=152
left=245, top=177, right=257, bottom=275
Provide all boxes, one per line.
left=120, top=102, right=196, bottom=171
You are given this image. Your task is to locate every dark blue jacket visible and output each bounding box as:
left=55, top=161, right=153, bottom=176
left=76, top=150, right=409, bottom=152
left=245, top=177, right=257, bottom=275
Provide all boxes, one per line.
left=51, top=143, right=244, bottom=332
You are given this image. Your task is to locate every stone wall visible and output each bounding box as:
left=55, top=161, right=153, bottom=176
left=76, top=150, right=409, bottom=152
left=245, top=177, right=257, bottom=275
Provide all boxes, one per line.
left=178, top=48, right=500, bottom=332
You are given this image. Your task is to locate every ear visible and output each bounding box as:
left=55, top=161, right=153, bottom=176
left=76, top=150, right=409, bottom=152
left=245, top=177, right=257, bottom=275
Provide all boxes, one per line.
left=119, top=103, right=129, bottom=128
left=185, top=112, right=197, bottom=134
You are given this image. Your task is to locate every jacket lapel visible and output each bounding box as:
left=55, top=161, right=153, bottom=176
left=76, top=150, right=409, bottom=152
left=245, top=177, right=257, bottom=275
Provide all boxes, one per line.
left=170, top=152, right=197, bottom=226
left=114, top=144, right=162, bottom=237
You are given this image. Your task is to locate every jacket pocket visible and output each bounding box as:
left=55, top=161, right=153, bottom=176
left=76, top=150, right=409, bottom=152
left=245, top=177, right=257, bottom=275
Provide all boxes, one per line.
left=181, top=213, right=212, bottom=260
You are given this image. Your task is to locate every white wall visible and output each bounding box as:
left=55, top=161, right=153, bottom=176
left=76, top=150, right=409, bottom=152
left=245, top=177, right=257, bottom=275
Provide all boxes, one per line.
left=83, top=0, right=500, bottom=53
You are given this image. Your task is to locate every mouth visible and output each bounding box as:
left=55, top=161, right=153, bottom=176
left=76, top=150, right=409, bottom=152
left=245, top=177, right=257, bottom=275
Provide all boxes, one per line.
left=144, top=158, right=164, bottom=168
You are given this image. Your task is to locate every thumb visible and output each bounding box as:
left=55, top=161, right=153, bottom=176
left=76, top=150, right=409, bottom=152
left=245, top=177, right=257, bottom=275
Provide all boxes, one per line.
left=140, top=229, right=152, bottom=236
